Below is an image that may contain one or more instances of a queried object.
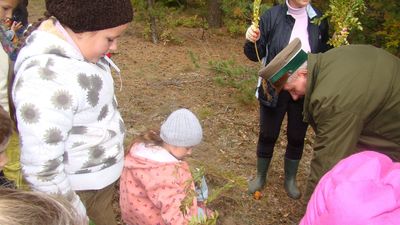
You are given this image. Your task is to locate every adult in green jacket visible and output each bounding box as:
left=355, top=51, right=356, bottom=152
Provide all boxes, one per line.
left=260, top=42, right=400, bottom=199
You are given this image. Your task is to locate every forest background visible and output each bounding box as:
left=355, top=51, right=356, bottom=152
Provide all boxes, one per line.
left=136, top=0, right=400, bottom=56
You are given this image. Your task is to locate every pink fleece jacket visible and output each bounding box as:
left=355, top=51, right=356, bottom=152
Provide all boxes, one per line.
left=300, top=151, right=400, bottom=225
left=120, top=143, right=197, bottom=225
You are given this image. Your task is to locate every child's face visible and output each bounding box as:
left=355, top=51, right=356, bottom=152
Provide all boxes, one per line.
left=0, top=0, right=18, bottom=20
left=75, top=23, right=129, bottom=63
left=169, top=146, right=193, bottom=160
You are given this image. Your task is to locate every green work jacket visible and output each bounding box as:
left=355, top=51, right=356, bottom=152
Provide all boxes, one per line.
left=304, top=45, right=400, bottom=193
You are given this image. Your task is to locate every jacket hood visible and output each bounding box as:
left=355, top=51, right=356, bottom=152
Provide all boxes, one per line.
left=15, top=18, right=85, bottom=73
left=124, top=143, right=181, bottom=170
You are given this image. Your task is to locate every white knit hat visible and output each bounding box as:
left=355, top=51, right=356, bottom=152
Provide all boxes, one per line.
left=160, top=108, right=203, bottom=147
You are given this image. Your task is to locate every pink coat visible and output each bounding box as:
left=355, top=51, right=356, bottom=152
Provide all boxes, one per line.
left=300, top=151, right=400, bottom=225
left=120, top=143, right=197, bottom=225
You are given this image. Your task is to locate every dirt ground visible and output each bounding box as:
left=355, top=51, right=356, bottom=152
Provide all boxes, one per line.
left=28, top=1, right=316, bottom=225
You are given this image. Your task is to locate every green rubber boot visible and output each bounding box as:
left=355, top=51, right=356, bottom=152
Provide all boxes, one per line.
left=284, top=158, right=301, bottom=199
left=248, top=158, right=271, bottom=194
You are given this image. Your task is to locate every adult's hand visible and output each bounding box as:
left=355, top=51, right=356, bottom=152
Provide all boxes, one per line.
left=245, top=25, right=260, bottom=43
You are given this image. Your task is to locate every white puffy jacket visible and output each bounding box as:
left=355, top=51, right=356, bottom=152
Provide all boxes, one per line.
left=12, top=18, right=125, bottom=217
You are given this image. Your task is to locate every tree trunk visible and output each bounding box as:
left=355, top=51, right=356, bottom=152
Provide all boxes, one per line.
left=146, top=0, right=158, bottom=44
left=206, top=0, right=222, bottom=28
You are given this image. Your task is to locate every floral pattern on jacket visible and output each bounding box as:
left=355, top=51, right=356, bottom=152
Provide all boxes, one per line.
left=120, top=143, right=198, bottom=225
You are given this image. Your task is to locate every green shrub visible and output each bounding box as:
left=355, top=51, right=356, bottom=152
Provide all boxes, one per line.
left=188, top=50, right=201, bottom=69
left=208, top=59, right=258, bottom=105
left=313, top=0, right=366, bottom=47
left=358, top=0, right=400, bottom=56
left=313, top=0, right=400, bottom=56
left=220, top=0, right=272, bottom=36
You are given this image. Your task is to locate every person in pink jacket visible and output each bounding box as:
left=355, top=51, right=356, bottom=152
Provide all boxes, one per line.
left=120, top=108, right=208, bottom=225
left=300, top=151, right=400, bottom=225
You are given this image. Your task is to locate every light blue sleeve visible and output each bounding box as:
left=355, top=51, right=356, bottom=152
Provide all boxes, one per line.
left=195, top=175, right=208, bottom=202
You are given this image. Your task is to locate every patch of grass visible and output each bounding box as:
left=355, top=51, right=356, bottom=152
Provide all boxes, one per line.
left=224, top=20, right=248, bottom=36
left=208, top=59, right=258, bottom=105
left=172, top=14, right=206, bottom=28
left=160, top=29, right=184, bottom=45
left=188, top=50, right=200, bottom=69
left=185, top=158, right=248, bottom=224
left=190, top=158, right=248, bottom=190
left=197, top=107, right=213, bottom=120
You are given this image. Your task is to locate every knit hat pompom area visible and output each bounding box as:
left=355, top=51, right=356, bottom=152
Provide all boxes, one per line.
left=160, top=108, right=203, bottom=148
left=45, top=0, right=133, bottom=33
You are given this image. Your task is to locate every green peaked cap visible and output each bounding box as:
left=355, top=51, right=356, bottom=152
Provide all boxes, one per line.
left=258, top=38, right=308, bottom=83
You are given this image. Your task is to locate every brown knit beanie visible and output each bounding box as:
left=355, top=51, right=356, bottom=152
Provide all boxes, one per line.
left=45, top=0, right=134, bottom=33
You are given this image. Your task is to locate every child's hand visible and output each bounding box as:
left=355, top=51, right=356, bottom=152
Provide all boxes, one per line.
left=11, top=21, right=23, bottom=32
left=197, top=201, right=214, bottom=217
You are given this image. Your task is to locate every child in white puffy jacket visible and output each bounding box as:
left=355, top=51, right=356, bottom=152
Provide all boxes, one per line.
left=11, top=0, right=133, bottom=224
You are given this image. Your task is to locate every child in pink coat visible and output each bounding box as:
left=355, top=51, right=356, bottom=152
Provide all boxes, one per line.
left=300, top=151, right=400, bottom=225
left=120, top=108, right=207, bottom=225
